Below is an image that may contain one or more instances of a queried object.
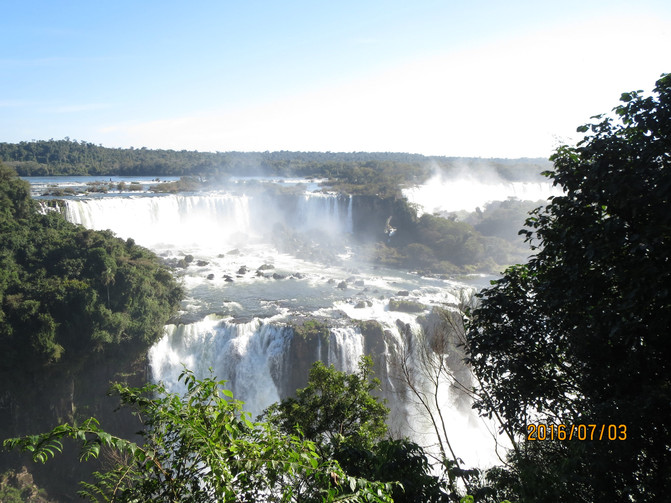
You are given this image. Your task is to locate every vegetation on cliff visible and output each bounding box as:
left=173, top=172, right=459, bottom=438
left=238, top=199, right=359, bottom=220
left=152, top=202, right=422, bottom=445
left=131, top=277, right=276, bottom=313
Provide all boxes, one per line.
left=7, top=358, right=477, bottom=502
left=0, top=164, right=183, bottom=371
left=0, top=163, right=183, bottom=498
left=467, top=74, right=671, bottom=501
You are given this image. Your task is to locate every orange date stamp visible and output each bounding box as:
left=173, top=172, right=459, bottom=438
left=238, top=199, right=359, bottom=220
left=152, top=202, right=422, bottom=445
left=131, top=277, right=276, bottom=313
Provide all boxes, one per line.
left=527, top=423, right=627, bottom=441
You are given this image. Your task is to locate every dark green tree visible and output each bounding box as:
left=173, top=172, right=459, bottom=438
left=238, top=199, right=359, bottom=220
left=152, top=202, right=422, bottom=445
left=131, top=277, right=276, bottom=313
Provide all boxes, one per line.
left=467, top=74, right=671, bottom=502
left=264, top=356, right=389, bottom=455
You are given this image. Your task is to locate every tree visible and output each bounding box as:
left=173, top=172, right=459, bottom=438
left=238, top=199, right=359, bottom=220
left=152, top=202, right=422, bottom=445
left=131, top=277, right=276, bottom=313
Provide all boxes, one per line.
left=466, top=74, right=671, bottom=502
left=265, top=356, right=452, bottom=503
left=264, top=356, right=389, bottom=456
left=391, top=304, right=515, bottom=501
left=4, top=370, right=394, bottom=503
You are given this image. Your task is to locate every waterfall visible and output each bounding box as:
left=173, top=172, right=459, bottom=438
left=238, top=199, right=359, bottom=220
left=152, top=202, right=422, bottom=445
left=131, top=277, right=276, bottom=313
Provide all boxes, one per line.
left=53, top=183, right=502, bottom=469
left=148, top=320, right=367, bottom=419
left=149, top=316, right=291, bottom=418
left=295, top=192, right=353, bottom=235
left=64, top=191, right=354, bottom=251
left=147, top=312, right=496, bottom=467
left=65, top=194, right=252, bottom=250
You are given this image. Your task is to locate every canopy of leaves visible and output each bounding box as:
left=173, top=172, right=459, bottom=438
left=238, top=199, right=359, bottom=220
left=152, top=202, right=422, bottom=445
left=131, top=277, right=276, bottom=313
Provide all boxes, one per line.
left=0, top=163, right=183, bottom=371
left=0, top=139, right=547, bottom=183
left=265, top=357, right=389, bottom=454
left=264, top=356, right=453, bottom=503
left=467, top=74, right=671, bottom=502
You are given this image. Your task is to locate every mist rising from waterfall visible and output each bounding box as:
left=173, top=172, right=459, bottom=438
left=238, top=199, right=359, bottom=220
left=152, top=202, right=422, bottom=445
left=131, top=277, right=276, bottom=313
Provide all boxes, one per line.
left=403, top=166, right=562, bottom=214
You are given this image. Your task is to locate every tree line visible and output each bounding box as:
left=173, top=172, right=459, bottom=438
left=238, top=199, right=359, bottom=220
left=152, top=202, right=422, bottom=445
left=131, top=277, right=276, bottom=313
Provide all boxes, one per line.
left=0, top=139, right=548, bottom=190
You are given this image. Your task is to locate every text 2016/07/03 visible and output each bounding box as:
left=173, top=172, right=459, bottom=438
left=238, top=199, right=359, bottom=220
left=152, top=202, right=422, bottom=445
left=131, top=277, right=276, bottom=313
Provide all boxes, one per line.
left=527, top=424, right=627, bottom=441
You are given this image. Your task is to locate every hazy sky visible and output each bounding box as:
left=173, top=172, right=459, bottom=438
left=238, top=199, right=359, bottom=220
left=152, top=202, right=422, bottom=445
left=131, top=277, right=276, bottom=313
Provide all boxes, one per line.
left=2, top=0, right=669, bottom=157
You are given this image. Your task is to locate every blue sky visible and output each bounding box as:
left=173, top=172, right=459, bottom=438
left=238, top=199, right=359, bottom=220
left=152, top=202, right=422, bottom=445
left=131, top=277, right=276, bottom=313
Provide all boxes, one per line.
left=2, top=0, right=670, bottom=157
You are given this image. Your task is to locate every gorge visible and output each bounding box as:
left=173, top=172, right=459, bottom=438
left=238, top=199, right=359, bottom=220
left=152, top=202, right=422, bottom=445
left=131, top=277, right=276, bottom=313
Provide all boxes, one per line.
left=49, top=172, right=557, bottom=469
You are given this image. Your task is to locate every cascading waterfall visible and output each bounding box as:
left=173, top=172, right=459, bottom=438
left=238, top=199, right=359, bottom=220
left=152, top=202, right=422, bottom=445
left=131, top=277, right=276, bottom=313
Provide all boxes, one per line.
left=52, top=181, right=506, bottom=469
left=146, top=308, right=496, bottom=467
left=404, top=173, right=563, bottom=214
left=65, top=194, right=253, bottom=249
left=150, top=316, right=291, bottom=417
left=64, top=191, right=353, bottom=250
left=295, top=192, right=353, bottom=234
left=327, top=326, right=364, bottom=373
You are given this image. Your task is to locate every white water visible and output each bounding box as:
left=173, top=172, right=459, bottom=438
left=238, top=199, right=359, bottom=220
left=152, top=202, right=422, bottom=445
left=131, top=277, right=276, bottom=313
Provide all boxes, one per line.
left=404, top=172, right=562, bottom=214
left=36, top=176, right=535, bottom=469
left=150, top=315, right=290, bottom=416
left=65, top=191, right=353, bottom=251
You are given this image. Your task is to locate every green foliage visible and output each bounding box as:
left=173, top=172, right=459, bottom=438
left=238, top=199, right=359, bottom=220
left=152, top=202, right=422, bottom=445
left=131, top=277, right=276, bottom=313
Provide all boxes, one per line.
left=149, top=175, right=203, bottom=193
left=371, top=197, right=521, bottom=274
left=335, top=439, right=450, bottom=503
left=0, top=467, right=56, bottom=503
left=0, top=163, right=33, bottom=219
left=4, top=370, right=395, bottom=503
left=0, top=164, right=183, bottom=370
left=292, top=319, right=331, bottom=341
left=0, top=140, right=431, bottom=183
left=265, top=357, right=455, bottom=502
left=265, top=356, right=389, bottom=454
left=0, top=139, right=546, bottom=189
left=467, top=74, right=671, bottom=501
left=469, top=199, right=543, bottom=244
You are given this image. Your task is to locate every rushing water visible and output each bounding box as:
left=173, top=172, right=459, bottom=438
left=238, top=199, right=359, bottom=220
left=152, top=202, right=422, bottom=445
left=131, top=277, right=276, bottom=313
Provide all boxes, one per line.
left=29, top=174, right=549, bottom=469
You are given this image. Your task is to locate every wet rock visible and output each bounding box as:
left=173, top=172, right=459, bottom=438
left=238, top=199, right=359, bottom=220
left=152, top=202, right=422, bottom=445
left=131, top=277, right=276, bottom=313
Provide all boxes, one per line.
left=396, top=290, right=410, bottom=296
left=389, top=298, right=425, bottom=313
left=184, top=254, right=194, bottom=264
left=272, top=273, right=286, bottom=280
left=354, top=279, right=365, bottom=287
left=396, top=319, right=411, bottom=334
left=237, top=266, right=248, bottom=274
left=196, top=260, right=209, bottom=267
left=206, top=273, right=215, bottom=280
left=257, top=263, right=275, bottom=271
left=337, top=281, right=347, bottom=290
left=327, top=278, right=336, bottom=284
left=354, top=300, right=373, bottom=309
left=360, top=320, right=386, bottom=354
